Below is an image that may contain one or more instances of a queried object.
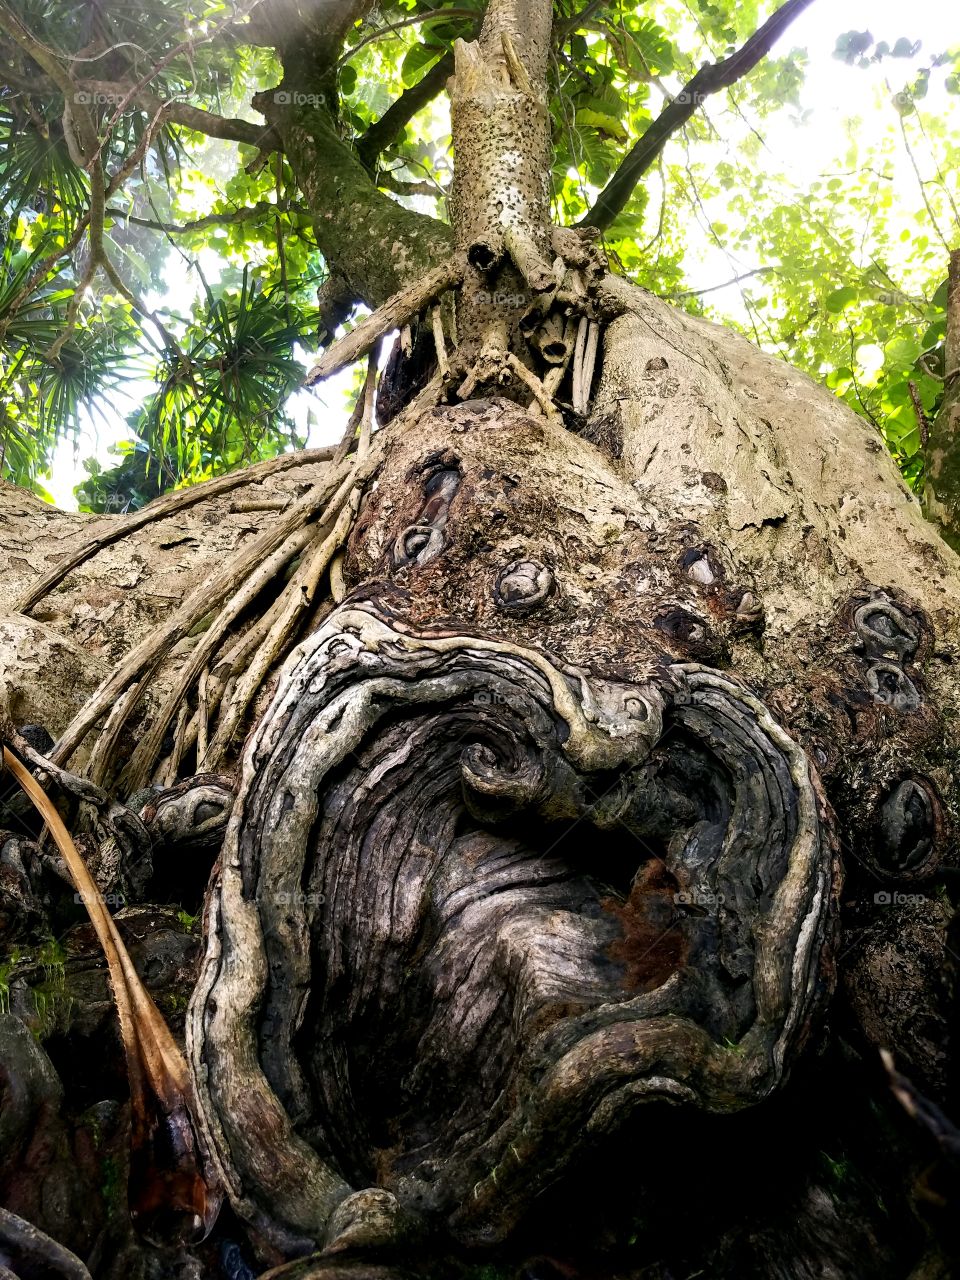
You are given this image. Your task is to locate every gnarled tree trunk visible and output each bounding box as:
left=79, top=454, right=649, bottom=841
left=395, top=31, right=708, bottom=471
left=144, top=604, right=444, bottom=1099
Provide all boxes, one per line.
left=2, top=2, right=960, bottom=1278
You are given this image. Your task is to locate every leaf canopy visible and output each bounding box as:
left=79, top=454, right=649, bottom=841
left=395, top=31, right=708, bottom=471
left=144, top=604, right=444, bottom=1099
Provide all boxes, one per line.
left=0, top=0, right=956, bottom=509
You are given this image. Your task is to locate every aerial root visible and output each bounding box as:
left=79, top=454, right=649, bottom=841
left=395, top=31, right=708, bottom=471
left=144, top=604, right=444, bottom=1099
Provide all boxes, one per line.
left=40, top=228, right=608, bottom=795
left=0, top=749, right=221, bottom=1244
left=0, top=1207, right=93, bottom=1280
left=14, top=445, right=347, bottom=616
left=51, top=367, right=444, bottom=794
left=303, top=256, right=466, bottom=388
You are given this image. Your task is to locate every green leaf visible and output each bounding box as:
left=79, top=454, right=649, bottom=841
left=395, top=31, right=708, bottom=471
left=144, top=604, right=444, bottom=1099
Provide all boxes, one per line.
left=891, top=37, right=922, bottom=58
left=574, top=108, right=628, bottom=143
left=339, top=64, right=357, bottom=96
left=833, top=30, right=873, bottom=65
left=825, top=286, right=859, bottom=312
left=400, top=43, right=442, bottom=87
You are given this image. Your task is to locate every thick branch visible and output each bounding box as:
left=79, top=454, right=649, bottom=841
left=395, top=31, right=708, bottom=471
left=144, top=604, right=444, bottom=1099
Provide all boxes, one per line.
left=257, top=89, right=452, bottom=307
left=582, top=0, right=816, bottom=231
left=160, top=100, right=279, bottom=150
left=89, top=83, right=279, bottom=150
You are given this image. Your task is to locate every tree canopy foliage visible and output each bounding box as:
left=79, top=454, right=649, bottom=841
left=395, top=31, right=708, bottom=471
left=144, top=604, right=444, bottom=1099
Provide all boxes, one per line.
left=0, top=0, right=957, bottom=509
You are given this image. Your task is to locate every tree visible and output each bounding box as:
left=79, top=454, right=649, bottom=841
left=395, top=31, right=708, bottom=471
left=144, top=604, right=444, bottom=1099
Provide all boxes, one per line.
left=0, top=2, right=959, bottom=1278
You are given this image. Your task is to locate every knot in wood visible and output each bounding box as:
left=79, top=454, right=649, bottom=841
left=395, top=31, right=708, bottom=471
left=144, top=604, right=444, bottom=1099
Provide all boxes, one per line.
left=494, top=559, right=555, bottom=613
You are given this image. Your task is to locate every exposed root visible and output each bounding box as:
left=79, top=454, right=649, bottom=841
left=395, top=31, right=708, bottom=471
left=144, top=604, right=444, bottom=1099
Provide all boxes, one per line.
left=504, top=353, right=560, bottom=422
left=52, top=366, right=446, bottom=796
left=503, top=223, right=555, bottom=294
left=115, top=466, right=363, bottom=795
left=303, top=257, right=465, bottom=388
left=43, top=226, right=614, bottom=799
left=432, top=303, right=450, bottom=378
left=543, top=316, right=578, bottom=398
left=0, top=1207, right=92, bottom=1280
left=332, top=393, right=364, bottom=466
left=198, top=489, right=360, bottom=773
left=1, top=747, right=221, bottom=1245
left=357, top=350, right=377, bottom=463
left=51, top=460, right=364, bottom=779
left=14, top=445, right=345, bottom=616
left=573, top=318, right=600, bottom=414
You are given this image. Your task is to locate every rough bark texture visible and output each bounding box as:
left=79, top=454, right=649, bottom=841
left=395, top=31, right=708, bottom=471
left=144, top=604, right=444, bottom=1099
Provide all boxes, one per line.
left=7, top=0, right=960, bottom=1272
left=263, top=99, right=452, bottom=308
left=923, top=248, right=960, bottom=552
left=0, top=454, right=335, bottom=754
left=3, top=276, right=960, bottom=1277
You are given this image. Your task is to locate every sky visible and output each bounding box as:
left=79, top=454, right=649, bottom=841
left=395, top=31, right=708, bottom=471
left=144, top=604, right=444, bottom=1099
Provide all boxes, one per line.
left=45, top=0, right=960, bottom=508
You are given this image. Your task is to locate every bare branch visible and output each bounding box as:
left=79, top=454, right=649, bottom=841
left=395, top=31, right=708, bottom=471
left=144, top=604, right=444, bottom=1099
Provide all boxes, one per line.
left=81, top=0, right=270, bottom=173
left=105, top=199, right=307, bottom=234
left=335, top=9, right=476, bottom=71
left=555, top=0, right=608, bottom=42
left=582, top=0, right=816, bottom=231
left=668, top=266, right=776, bottom=299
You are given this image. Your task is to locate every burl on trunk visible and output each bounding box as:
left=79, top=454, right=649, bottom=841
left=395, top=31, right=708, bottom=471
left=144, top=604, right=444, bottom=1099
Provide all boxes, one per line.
left=1, top=1, right=959, bottom=1277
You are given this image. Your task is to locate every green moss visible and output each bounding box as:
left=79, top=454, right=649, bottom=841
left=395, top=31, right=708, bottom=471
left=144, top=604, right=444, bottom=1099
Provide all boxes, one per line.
left=100, top=1154, right=123, bottom=1207
left=162, top=991, right=189, bottom=1014
left=24, top=936, right=71, bottom=1038
left=0, top=946, right=22, bottom=1013
left=819, top=1149, right=853, bottom=1186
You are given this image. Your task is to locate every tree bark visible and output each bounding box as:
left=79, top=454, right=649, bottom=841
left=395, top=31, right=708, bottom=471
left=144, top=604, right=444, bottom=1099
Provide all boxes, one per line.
left=923, top=248, right=960, bottom=551
left=3, top=2, right=960, bottom=1276
left=3, top=276, right=960, bottom=1275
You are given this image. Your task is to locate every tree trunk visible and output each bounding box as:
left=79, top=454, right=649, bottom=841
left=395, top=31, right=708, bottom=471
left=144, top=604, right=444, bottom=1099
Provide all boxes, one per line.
left=2, top=4, right=960, bottom=1278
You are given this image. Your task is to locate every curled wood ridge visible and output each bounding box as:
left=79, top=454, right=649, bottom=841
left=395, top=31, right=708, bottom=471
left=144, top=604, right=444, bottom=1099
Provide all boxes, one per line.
left=187, top=602, right=836, bottom=1253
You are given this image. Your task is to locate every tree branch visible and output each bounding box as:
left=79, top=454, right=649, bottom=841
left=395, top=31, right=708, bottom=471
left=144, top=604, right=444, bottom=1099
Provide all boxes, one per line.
left=581, top=0, right=816, bottom=231
left=335, top=9, right=476, bottom=71
left=668, top=266, right=775, bottom=298
left=555, top=0, right=608, bottom=42
left=84, top=83, right=280, bottom=151
left=356, top=49, right=455, bottom=168
left=105, top=199, right=307, bottom=234
left=256, top=84, right=452, bottom=307
left=0, top=58, right=279, bottom=153
left=80, top=0, right=270, bottom=173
